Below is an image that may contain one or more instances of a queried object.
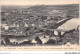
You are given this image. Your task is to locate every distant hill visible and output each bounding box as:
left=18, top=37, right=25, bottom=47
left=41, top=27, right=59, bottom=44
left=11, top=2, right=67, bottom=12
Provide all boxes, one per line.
left=27, top=4, right=79, bottom=13
left=1, top=4, right=79, bottom=12
left=26, top=4, right=79, bottom=17
left=1, top=5, right=32, bottom=12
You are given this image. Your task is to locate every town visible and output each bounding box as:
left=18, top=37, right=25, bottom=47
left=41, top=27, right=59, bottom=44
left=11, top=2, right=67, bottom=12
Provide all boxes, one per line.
left=1, top=4, right=79, bottom=46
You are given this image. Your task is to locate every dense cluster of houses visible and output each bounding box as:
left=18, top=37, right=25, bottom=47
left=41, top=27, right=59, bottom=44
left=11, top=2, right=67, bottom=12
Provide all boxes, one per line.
left=1, top=10, right=64, bottom=36
left=1, top=18, right=79, bottom=46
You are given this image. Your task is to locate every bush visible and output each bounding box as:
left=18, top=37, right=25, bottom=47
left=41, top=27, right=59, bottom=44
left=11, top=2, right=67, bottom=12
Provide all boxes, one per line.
left=35, top=36, right=42, bottom=44
left=46, top=39, right=56, bottom=44
left=4, top=37, right=10, bottom=45
left=1, top=40, right=4, bottom=45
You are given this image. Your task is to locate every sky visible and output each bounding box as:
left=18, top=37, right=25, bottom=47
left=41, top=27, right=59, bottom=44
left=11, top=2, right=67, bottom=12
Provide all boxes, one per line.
left=1, top=0, right=79, bottom=5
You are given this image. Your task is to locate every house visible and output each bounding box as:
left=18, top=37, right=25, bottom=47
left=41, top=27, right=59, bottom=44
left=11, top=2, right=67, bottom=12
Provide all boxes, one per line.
left=31, top=39, right=37, bottom=43
left=9, top=38, right=29, bottom=43
left=1, top=24, right=9, bottom=30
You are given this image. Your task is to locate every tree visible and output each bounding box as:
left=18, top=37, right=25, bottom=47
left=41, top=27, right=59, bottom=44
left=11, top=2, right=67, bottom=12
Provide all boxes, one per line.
left=35, top=36, right=42, bottom=44
left=46, top=39, right=56, bottom=44
left=1, top=40, right=4, bottom=45
left=44, top=36, right=46, bottom=38
left=1, top=18, right=6, bottom=21
left=4, top=37, right=10, bottom=45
